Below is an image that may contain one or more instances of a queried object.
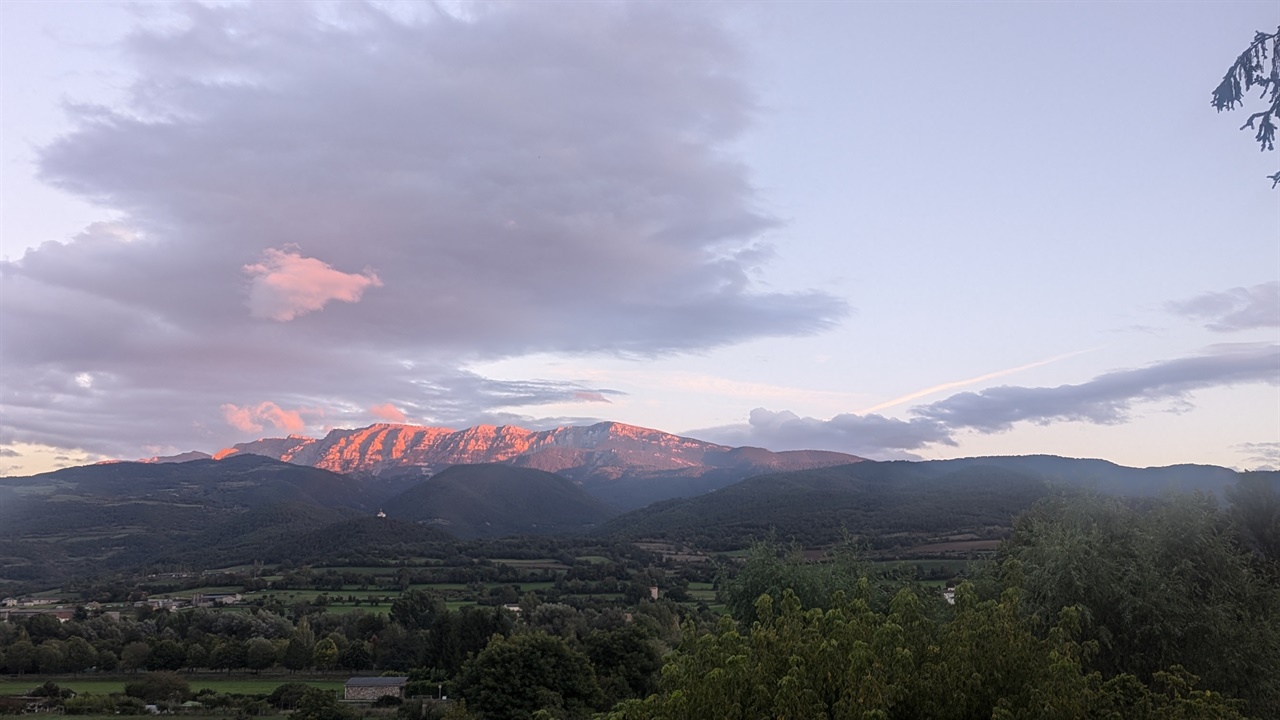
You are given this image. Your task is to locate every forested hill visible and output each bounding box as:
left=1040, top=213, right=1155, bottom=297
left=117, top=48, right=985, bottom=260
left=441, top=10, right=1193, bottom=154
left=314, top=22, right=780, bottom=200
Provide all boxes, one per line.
left=0, top=456, right=373, bottom=584
left=383, top=463, right=616, bottom=538
left=898, top=454, right=1242, bottom=496
left=596, top=455, right=1254, bottom=548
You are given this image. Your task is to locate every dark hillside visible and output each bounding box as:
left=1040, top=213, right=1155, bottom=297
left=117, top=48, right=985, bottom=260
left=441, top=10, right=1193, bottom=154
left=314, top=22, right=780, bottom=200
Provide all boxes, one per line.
left=0, top=456, right=367, bottom=585
left=597, top=462, right=1053, bottom=548
left=258, top=516, right=455, bottom=564
left=385, top=463, right=617, bottom=538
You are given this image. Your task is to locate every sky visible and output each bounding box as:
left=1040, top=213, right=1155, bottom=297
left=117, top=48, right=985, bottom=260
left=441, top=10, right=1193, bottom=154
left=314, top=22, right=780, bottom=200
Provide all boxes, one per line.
left=1, top=0, right=1277, bottom=476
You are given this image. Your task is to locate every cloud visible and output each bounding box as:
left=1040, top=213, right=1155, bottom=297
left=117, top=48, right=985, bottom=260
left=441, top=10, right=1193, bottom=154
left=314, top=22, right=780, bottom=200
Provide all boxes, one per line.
left=698, top=346, right=1279, bottom=457
left=1166, top=282, right=1280, bottom=332
left=0, top=448, right=22, bottom=458
left=244, top=248, right=381, bottom=321
left=1236, top=441, right=1280, bottom=471
left=0, top=2, right=843, bottom=459
left=369, top=403, right=407, bottom=423
left=221, top=402, right=310, bottom=433
left=693, top=407, right=952, bottom=459
left=913, top=345, right=1279, bottom=432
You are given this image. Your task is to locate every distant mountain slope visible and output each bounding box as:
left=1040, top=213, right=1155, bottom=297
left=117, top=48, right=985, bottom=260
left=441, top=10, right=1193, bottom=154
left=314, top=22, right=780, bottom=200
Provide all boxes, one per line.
left=902, top=455, right=1241, bottom=497
left=209, top=421, right=864, bottom=509
left=259, top=516, right=455, bottom=564
left=0, top=455, right=369, bottom=584
left=598, top=455, right=1252, bottom=548
left=384, top=464, right=616, bottom=538
left=597, top=462, right=1052, bottom=547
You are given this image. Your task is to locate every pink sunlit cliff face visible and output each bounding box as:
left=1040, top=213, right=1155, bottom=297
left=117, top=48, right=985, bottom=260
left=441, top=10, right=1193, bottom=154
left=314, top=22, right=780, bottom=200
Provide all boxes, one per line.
left=201, top=421, right=863, bottom=480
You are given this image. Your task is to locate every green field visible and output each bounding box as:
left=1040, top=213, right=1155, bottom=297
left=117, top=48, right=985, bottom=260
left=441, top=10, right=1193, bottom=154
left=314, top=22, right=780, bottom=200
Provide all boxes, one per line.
left=0, top=676, right=344, bottom=696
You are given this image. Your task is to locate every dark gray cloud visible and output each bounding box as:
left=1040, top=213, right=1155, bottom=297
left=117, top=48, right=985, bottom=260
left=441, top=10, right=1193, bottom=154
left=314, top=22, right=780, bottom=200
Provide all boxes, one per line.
left=693, top=408, right=952, bottom=459
left=1166, top=282, right=1279, bottom=332
left=914, top=344, right=1279, bottom=432
left=695, top=346, right=1279, bottom=457
left=0, top=2, right=844, bottom=458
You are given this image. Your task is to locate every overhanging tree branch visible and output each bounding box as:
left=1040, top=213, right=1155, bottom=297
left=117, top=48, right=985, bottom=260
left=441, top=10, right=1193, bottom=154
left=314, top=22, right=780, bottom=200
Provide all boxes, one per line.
left=1212, top=27, right=1280, bottom=186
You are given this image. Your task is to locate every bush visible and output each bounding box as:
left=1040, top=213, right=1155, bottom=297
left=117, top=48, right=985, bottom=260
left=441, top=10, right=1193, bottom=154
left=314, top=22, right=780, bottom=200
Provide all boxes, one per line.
left=64, top=694, right=118, bottom=715
left=123, top=672, right=191, bottom=702
left=267, top=682, right=312, bottom=709
left=372, top=695, right=403, bottom=707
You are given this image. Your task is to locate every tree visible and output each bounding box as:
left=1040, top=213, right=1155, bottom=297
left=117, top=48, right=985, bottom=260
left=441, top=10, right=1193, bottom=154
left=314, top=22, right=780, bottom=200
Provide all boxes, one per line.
left=246, top=637, right=278, bottom=673
left=338, top=640, right=372, bottom=671
left=457, top=633, right=604, bottom=720
left=149, top=639, right=187, bottom=671
left=390, top=589, right=445, bottom=631
left=121, top=641, right=151, bottom=673
left=62, top=637, right=98, bottom=674
left=1226, top=472, right=1280, bottom=566
left=6, top=640, right=36, bottom=675
left=282, top=620, right=316, bottom=672
left=582, top=624, right=664, bottom=706
left=999, top=494, right=1280, bottom=717
left=312, top=637, right=339, bottom=670
left=1213, top=27, right=1280, bottom=185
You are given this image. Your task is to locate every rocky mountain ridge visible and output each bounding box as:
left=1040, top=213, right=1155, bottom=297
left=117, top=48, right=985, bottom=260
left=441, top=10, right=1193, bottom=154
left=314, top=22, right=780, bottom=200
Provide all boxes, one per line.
left=172, top=421, right=862, bottom=508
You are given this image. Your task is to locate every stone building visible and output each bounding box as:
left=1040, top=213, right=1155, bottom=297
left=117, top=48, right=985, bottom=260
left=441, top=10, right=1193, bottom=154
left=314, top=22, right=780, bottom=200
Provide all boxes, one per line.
left=343, top=677, right=409, bottom=701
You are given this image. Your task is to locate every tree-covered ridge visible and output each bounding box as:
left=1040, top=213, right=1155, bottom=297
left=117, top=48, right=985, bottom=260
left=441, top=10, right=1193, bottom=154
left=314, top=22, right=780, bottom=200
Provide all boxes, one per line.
left=606, top=487, right=1280, bottom=720
left=606, top=587, right=1250, bottom=720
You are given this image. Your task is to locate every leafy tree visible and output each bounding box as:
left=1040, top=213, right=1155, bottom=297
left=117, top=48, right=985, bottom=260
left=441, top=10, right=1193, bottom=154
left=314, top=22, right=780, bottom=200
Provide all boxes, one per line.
left=121, top=641, right=151, bottom=673
left=183, top=643, right=208, bottom=671
left=313, top=637, right=339, bottom=670
left=999, top=494, right=1280, bottom=717
left=246, top=637, right=278, bottom=673
left=36, top=640, right=65, bottom=673
left=604, top=586, right=1248, bottom=720
left=97, top=648, right=120, bottom=672
left=1226, top=472, right=1280, bottom=566
left=582, top=624, right=664, bottom=706
left=210, top=639, right=247, bottom=672
left=283, top=619, right=316, bottom=672
left=62, top=636, right=97, bottom=674
left=1213, top=27, right=1280, bottom=185
left=149, top=639, right=187, bottom=671
left=6, top=639, right=36, bottom=674
left=338, top=640, right=372, bottom=671
left=391, top=589, right=446, bottom=631
left=457, top=632, right=604, bottom=720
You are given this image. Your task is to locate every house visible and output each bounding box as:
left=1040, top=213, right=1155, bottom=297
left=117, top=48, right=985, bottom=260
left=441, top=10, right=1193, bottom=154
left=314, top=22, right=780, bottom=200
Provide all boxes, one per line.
left=343, top=677, right=409, bottom=702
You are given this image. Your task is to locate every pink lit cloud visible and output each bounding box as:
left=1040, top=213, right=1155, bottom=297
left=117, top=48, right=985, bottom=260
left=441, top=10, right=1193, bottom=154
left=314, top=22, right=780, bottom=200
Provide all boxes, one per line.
left=221, top=401, right=310, bottom=433
left=244, top=248, right=382, bottom=322
left=369, top=403, right=408, bottom=422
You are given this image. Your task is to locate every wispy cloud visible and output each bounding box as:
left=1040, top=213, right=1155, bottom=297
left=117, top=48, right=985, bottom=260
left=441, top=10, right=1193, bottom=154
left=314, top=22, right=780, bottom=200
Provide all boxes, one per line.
left=696, top=345, right=1279, bottom=457
left=913, top=344, right=1278, bottom=432
left=857, top=349, right=1093, bottom=414
left=1166, top=282, right=1279, bottom=332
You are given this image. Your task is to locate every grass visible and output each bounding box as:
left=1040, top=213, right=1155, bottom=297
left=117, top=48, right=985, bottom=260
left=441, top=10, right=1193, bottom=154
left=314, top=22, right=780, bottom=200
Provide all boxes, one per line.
left=0, top=676, right=344, bottom=697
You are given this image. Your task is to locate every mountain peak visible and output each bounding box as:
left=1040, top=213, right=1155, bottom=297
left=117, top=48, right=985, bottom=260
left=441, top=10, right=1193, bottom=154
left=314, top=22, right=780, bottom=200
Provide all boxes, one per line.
left=194, top=420, right=862, bottom=507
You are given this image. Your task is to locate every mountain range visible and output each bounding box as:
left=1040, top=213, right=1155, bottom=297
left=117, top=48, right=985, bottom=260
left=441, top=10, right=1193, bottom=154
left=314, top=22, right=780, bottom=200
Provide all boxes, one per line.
left=2, top=419, right=1268, bottom=590
left=148, top=421, right=864, bottom=509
